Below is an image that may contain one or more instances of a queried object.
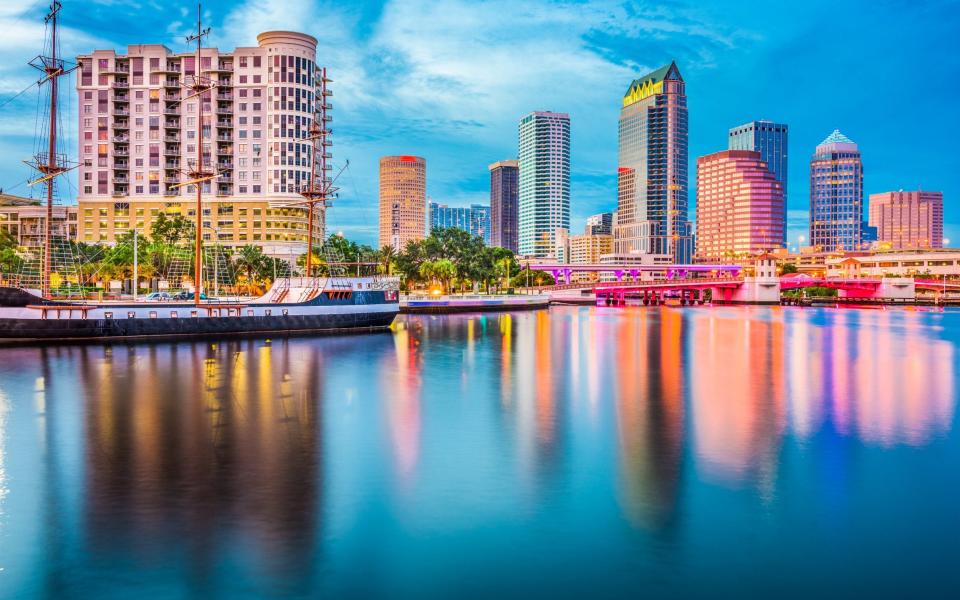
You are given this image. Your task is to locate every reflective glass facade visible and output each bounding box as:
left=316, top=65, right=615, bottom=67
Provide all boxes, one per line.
left=489, top=160, right=519, bottom=252
left=429, top=202, right=491, bottom=243
left=809, top=130, right=864, bottom=252
left=615, top=62, right=692, bottom=262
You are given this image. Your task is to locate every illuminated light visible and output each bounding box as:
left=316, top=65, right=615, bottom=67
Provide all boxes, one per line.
left=622, top=79, right=664, bottom=107
left=399, top=155, right=418, bottom=162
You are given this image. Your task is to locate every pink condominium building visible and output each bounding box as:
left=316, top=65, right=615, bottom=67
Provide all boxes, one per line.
left=695, top=150, right=785, bottom=260
left=868, top=190, right=943, bottom=249
left=76, top=31, right=327, bottom=256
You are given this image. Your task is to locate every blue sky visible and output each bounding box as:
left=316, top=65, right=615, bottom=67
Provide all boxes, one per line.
left=0, top=0, right=957, bottom=247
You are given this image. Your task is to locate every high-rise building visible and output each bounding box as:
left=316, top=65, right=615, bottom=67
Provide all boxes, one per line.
left=585, top=212, right=613, bottom=235
left=518, top=111, right=570, bottom=257
left=614, top=62, right=692, bottom=262
left=868, top=190, right=944, bottom=249
left=489, top=160, right=519, bottom=252
left=428, top=201, right=491, bottom=243
left=729, top=120, right=788, bottom=244
left=76, top=32, right=327, bottom=257
left=379, top=155, right=426, bottom=250
left=695, top=150, right=785, bottom=260
left=809, top=130, right=864, bottom=252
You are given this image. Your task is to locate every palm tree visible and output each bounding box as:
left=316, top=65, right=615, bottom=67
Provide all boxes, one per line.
left=378, top=244, right=396, bottom=276
left=234, top=245, right=267, bottom=295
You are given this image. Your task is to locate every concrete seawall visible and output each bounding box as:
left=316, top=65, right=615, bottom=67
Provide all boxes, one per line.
left=400, top=294, right=550, bottom=314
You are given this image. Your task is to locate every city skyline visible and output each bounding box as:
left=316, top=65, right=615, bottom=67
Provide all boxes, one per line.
left=0, top=1, right=956, bottom=247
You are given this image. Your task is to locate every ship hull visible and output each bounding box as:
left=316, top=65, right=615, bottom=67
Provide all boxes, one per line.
left=0, top=281, right=400, bottom=344
left=0, top=309, right=397, bottom=344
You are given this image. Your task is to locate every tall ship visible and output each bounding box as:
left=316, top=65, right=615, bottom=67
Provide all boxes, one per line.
left=0, top=2, right=399, bottom=343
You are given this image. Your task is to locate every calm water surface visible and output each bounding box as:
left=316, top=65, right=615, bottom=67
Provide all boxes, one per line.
left=0, top=305, right=958, bottom=598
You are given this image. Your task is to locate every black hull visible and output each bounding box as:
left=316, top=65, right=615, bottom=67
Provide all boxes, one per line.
left=0, top=310, right=397, bottom=344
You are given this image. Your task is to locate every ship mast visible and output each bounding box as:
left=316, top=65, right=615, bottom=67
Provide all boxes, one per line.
left=29, top=2, right=76, bottom=298
left=185, top=3, right=213, bottom=306
left=299, top=67, right=335, bottom=278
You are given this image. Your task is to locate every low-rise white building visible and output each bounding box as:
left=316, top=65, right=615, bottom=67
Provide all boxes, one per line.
left=825, top=250, right=960, bottom=278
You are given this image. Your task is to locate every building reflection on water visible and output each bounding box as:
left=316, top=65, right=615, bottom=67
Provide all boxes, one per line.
left=77, top=338, right=331, bottom=592
left=0, top=307, right=957, bottom=596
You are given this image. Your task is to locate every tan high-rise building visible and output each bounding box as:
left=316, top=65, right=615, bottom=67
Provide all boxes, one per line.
left=75, top=31, right=328, bottom=258
left=569, top=232, right=613, bottom=282
left=379, top=155, right=426, bottom=249
left=868, top=190, right=943, bottom=250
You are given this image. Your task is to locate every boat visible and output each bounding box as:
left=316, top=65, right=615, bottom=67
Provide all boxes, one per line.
left=0, top=2, right=398, bottom=343
left=0, top=278, right=398, bottom=342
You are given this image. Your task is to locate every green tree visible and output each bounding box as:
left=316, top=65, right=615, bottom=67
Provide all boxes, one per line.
left=781, top=263, right=798, bottom=274
left=511, top=268, right=555, bottom=288
left=0, top=230, right=23, bottom=277
left=150, top=212, right=194, bottom=246
left=235, top=244, right=269, bottom=293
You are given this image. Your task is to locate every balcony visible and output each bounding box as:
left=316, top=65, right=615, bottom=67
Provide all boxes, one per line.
left=164, top=93, right=181, bottom=101
left=113, top=109, right=130, bottom=117
left=113, top=161, right=129, bottom=169
left=217, top=135, right=233, bottom=142
left=216, top=92, right=233, bottom=101
left=114, top=175, right=129, bottom=184
left=217, top=106, right=233, bottom=115
left=113, top=136, right=129, bottom=143
left=164, top=134, right=179, bottom=143
left=216, top=120, right=233, bottom=128
left=113, top=119, right=129, bottom=130
left=164, top=176, right=180, bottom=184
left=163, top=108, right=180, bottom=116
left=217, top=79, right=233, bottom=87
left=164, top=79, right=180, bottom=88
left=112, top=81, right=129, bottom=89
left=164, top=147, right=180, bottom=156
left=114, top=149, right=129, bottom=157
left=216, top=146, right=233, bottom=155
left=217, top=161, right=233, bottom=170
left=164, top=121, right=180, bottom=129
left=114, top=94, right=130, bottom=102
left=165, top=161, right=180, bottom=169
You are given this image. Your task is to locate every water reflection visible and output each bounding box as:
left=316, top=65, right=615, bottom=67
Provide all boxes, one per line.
left=613, top=309, right=685, bottom=530
left=77, top=340, right=327, bottom=592
left=0, top=307, right=957, bottom=597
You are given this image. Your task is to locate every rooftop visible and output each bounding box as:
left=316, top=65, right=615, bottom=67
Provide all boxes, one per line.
left=819, top=129, right=855, bottom=146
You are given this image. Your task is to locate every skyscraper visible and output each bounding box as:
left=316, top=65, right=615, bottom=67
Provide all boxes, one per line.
left=379, top=155, right=426, bottom=250
left=729, top=120, right=788, bottom=244
left=868, top=190, right=943, bottom=249
left=585, top=212, right=613, bottom=235
left=428, top=202, right=491, bottom=243
left=489, top=160, right=519, bottom=252
left=518, top=111, right=570, bottom=257
left=614, top=62, right=692, bottom=262
left=809, top=130, right=864, bottom=252
left=695, top=150, right=785, bottom=260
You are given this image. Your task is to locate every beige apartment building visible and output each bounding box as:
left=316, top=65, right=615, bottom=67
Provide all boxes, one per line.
left=0, top=194, right=78, bottom=248
left=75, top=31, right=329, bottom=257
left=379, top=155, right=426, bottom=249
left=568, top=233, right=613, bottom=282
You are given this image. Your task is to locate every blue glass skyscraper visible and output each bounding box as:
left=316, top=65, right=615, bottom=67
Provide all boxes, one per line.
left=809, top=130, right=864, bottom=252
